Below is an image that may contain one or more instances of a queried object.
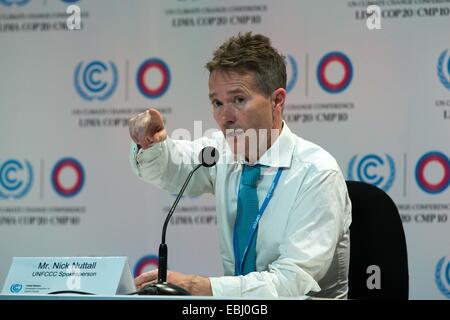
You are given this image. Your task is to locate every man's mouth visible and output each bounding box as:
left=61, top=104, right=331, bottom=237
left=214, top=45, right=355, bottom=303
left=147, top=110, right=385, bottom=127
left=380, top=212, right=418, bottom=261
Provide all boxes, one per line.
left=224, top=128, right=245, bottom=138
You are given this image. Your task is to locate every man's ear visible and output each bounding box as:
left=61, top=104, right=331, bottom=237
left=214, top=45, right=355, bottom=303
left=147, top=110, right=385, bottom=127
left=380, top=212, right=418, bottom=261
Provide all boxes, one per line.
left=271, top=88, right=286, bottom=110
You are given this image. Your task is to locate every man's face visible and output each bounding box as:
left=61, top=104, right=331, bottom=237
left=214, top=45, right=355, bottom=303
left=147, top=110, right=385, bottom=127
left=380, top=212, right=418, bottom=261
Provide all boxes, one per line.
left=209, top=69, right=280, bottom=161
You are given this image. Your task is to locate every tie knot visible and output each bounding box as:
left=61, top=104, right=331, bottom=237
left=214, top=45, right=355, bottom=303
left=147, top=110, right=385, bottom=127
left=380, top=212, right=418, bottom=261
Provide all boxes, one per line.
left=241, top=164, right=260, bottom=187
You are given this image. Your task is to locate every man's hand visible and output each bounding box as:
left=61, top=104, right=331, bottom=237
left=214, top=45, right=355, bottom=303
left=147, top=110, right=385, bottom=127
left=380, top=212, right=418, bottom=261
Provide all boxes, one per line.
left=129, top=108, right=167, bottom=149
left=135, top=269, right=213, bottom=296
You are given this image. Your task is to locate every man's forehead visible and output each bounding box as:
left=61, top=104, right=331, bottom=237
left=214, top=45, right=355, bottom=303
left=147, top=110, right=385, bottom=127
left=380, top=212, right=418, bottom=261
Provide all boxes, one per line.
left=209, top=87, right=248, bottom=97
left=208, top=70, right=256, bottom=96
left=209, top=69, right=254, bottom=81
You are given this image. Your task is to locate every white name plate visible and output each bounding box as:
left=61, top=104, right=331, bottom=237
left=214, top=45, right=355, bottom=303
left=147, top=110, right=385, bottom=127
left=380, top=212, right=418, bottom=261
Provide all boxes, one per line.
left=1, top=257, right=136, bottom=295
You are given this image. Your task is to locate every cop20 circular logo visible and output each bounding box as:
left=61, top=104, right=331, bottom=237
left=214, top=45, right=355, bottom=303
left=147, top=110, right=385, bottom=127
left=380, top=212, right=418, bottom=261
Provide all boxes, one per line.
left=415, top=151, right=450, bottom=194
left=0, top=0, right=29, bottom=6
left=51, top=157, right=85, bottom=198
left=74, top=60, right=118, bottom=101
left=10, top=283, right=23, bottom=293
left=136, top=58, right=171, bottom=99
left=286, top=55, right=298, bottom=94
left=435, top=256, right=450, bottom=299
left=134, top=254, right=159, bottom=277
left=348, top=154, right=395, bottom=192
left=0, top=159, right=33, bottom=200
left=317, top=51, right=353, bottom=94
left=437, top=49, right=450, bottom=91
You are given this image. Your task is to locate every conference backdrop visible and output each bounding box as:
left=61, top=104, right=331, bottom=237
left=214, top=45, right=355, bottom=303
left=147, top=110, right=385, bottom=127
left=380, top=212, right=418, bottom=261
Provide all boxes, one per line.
left=1, top=0, right=449, bottom=299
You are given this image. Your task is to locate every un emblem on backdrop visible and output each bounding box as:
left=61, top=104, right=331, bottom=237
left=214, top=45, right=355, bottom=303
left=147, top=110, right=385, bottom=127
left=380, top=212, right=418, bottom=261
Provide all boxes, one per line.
left=133, top=255, right=159, bottom=277
left=74, top=60, right=118, bottom=101
left=435, top=256, right=450, bottom=299
left=136, top=58, right=171, bottom=99
left=286, top=55, right=298, bottom=94
left=437, top=49, right=450, bottom=91
left=0, top=0, right=29, bottom=6
left=317, top=51, right=353, bottom=94
left=415, top=151, right=450, bottom=194
left=51, top=157, right=85, bottom=198
left=0, top=159, right=33, bottom=200
left=348, top=154, right=395, bottom=192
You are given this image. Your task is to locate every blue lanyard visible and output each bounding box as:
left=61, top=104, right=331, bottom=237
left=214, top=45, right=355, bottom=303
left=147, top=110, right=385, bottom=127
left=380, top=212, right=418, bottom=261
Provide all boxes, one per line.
left=233, top=167, right=284, bottom=276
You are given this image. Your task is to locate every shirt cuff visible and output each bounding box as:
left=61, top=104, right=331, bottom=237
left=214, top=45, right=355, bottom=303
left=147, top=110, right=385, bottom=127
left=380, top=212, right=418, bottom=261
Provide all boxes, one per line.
left=209, top=276, right=242, bottom=297
left=138, top=141, right=165, bottom=161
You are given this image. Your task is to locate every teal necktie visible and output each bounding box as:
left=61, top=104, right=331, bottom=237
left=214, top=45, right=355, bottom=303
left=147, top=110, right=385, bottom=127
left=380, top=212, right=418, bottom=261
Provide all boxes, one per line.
left=235, top=164, right=260, bottom=275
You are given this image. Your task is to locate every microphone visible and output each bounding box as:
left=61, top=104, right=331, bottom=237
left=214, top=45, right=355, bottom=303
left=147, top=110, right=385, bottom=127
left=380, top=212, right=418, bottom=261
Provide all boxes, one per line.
left=137, top=146, right=219, bottom=295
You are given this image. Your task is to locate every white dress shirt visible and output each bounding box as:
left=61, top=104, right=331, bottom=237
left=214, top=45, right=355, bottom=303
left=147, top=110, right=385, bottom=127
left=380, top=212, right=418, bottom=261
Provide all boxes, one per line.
left=129, top=122, right=352, bottom=298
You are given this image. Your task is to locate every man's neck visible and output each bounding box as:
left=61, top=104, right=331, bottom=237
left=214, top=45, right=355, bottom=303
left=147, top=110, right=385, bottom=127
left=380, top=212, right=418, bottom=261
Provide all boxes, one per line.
left=246, top=121, right=284, bottom=163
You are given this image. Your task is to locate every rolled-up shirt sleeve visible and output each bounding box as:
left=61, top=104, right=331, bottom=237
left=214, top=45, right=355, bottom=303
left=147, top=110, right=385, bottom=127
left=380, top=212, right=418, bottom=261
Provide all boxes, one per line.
left=209, top=169, right=351, bottom=297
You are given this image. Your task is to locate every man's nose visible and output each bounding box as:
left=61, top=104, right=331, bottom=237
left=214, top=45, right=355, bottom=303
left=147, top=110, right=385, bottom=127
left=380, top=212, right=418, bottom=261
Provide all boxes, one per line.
left=220, top=104, right=237, bottom=127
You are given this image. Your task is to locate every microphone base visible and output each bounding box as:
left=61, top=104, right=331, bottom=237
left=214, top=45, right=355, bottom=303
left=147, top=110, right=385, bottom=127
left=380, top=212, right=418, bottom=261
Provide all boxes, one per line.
left=137, top=282, right=191, bottom=296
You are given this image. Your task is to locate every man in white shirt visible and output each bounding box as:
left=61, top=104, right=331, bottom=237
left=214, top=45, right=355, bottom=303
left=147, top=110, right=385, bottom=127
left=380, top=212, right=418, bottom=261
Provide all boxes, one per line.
left=129, top=32, right=352, bottom=298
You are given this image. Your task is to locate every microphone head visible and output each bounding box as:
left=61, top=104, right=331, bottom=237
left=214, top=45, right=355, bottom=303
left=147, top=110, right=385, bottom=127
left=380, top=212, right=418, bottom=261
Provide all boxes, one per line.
left=199, top=147, right=219, bottom=167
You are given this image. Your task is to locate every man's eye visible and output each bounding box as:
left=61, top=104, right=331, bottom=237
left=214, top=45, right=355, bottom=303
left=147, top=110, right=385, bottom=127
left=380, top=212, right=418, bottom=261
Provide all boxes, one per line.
left=234, top=97, right=246, bottom=105
left=212, top=100, right=222, bottom=108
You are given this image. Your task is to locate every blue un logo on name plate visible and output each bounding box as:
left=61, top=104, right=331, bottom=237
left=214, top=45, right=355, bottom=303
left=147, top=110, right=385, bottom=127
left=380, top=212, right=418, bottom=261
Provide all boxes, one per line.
left=10, top=284, right=22, bottom=293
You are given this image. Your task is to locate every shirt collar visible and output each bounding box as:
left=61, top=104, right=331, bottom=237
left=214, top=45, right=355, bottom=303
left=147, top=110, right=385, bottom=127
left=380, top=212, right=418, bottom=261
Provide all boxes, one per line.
left=257, top=121, right=295, bottom=168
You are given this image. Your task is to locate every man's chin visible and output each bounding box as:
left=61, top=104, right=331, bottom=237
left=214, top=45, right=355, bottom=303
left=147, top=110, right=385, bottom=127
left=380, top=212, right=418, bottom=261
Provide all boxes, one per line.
left=225, top=135, right=246, bottom=157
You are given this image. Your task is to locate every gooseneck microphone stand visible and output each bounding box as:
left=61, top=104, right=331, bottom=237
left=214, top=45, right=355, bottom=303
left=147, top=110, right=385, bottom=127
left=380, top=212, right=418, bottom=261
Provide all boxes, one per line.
left=137, top=146, right=218, bottom=295
left=137, top=165, right=202, bottom=295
